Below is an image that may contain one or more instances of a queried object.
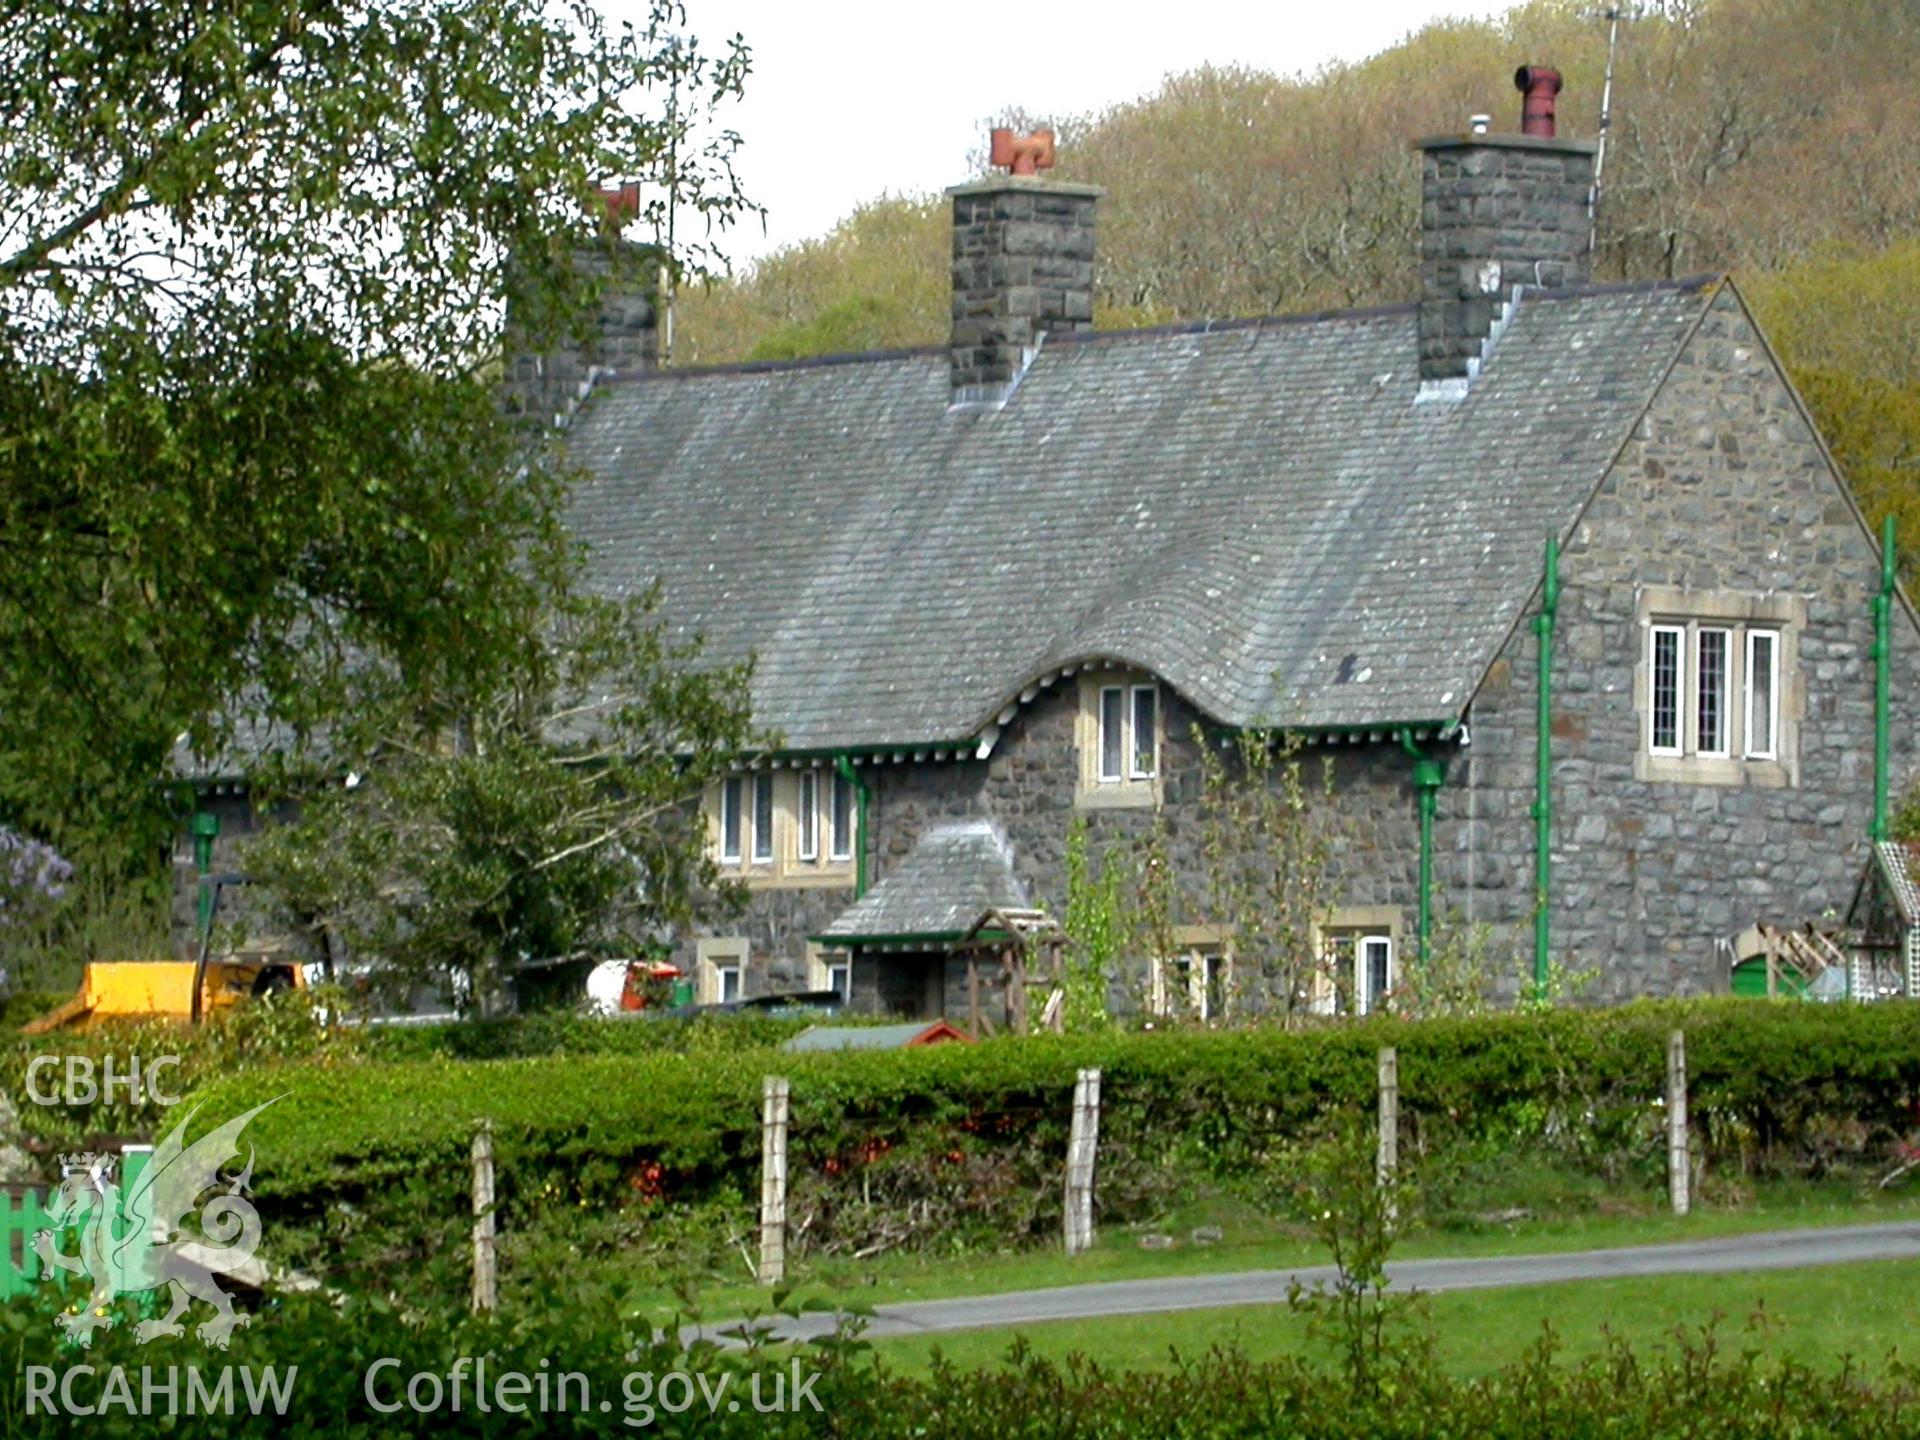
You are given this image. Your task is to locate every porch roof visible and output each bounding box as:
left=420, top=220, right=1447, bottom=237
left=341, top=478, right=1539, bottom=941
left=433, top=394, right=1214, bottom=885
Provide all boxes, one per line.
left=816, top=819, right=1029, bottom=945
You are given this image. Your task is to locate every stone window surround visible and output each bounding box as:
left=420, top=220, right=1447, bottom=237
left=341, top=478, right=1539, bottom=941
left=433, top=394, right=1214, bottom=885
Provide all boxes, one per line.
left=704, top=769, right=856, bottom=889
left=1149, top=925, right=1233, bottom=1020
left=806, top=941, right=853, bottom=1001
left=1311, top=906, right=1401, bottom=1016
left=696, top=936, right=748, bottom=1004
left=1074, top=668, right=1164, bottom=810
left=1632, top=585, right=1804, bottom=789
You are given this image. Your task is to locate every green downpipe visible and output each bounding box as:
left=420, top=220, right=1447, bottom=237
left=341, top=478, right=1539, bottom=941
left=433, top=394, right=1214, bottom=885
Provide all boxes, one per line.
left=1399, top=731, right=1444, bottom=968
left=1532, top=533, right=1560, bottom=1001
left=833, top=754, right=871, bottom=898
left=190, top=810, right=220, bottom=938
left=1873, top=514, right=1896, bottom=843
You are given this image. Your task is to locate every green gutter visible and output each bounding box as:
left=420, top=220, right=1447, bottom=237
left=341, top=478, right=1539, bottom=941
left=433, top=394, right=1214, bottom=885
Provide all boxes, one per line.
left=1532, top=533, right=1560, bottom=1001
left=833, top=753, right=872, bottom=898
left=1873, top=514, right=1897, bottom=843
left=190, top=810, right=220, bottom=939
left=1398, top=731, right=1444, bottom=969
left=765, top=741, right=973, bottom=763
left=1246, top=719, right=1455, bottom=740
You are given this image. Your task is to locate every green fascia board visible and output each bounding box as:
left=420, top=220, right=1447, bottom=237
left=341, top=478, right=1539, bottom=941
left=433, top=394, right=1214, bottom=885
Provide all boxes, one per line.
left=759, top=717, right=1458, bottom=767
left=1239, top=717, right=1459, bottom=740
left=805, top=929, right=1012, bottom=949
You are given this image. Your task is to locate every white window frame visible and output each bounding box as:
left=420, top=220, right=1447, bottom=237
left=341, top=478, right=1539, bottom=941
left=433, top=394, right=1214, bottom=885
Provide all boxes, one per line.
left=751, top=773, right=775, bottom=864
left=797, top=770, right=820, bottom=862
left=1745, top=628, right=1780, bottom=761
left=1150, top=932, right=1230, bottom=1020
left=1356, top=935, right=1394, bottom=1016
left=1098, top=685, right=1126, bottom=782
left=1648, top=624, right=1686, bottom=758
left=719, top=776, right=744, bottom=863
left=829, top=771, right=854, bottom=861
left=1129, top=684, right=1159, bottom=780
left=1150, top=952, right=1194, bottom=1018
left=1694, top=626, right=1731, bottom=758
left=1313, top=913, right=1400, bottom=1017
left=1198, top=949, right=1228, bottom=1020
left=1637, top=589, right=1802, bottom=786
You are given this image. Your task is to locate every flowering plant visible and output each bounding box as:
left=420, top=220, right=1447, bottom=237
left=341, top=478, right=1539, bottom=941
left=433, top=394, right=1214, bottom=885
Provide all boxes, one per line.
left=0, top=827, right=72, bottom=929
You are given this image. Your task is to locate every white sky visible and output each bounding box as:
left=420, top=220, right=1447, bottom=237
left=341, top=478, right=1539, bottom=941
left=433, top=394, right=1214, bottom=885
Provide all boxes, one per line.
left=612, top=0, right=1511, bottom=268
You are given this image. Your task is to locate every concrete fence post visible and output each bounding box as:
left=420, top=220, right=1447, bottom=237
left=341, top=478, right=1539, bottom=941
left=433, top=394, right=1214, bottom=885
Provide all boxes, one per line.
left=471, top=1119, right=497, bottom=1313
left=1376, top=1047, right=1399, bottom=1192
left=1667, top=1030, right=1690, bottom=1217
left=758, top=1075, right=791, bottom=1285
left=1064, top=1067, right=1101, bottom=1256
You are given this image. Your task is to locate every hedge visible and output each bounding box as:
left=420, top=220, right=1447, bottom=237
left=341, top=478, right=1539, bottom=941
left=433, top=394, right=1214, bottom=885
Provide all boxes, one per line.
left=170, top=999, right=1920, bottom=1291
left=357, top=1008, right=818, bottom=1063
left=0, top=999, right=816, bottom=1152
left=6, top=1270, right=1920, bottom=1438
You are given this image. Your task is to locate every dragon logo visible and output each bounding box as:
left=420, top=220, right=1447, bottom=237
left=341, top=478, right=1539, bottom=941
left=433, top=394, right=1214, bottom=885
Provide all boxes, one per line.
left=32, top=1098, right=278, bottom=1349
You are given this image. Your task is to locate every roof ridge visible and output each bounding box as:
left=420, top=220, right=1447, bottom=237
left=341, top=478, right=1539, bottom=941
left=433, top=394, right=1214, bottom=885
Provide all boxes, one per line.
left=594, top=275, right=1718, bottom=388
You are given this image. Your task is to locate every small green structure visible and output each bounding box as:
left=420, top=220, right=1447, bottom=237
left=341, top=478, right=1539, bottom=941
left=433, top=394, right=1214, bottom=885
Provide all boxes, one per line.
left=1840, top=841, right=1920, bottom=1000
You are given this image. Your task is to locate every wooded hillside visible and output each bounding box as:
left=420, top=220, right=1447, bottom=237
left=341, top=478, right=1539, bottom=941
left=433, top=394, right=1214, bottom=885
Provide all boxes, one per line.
left=679, top=0, right=1920, bottom=553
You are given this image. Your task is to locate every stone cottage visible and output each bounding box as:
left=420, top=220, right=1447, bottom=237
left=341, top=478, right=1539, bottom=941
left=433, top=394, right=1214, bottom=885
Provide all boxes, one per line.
left=511, top=65, right=1920, bottom=1019
left=196, top=65, right=1920, bottom=1020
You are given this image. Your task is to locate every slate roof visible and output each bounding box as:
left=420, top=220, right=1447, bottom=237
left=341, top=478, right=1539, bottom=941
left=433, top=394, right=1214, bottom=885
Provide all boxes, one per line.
left=1874, top=842, right=1920, bottom=926
left=817, top=819, right=1028, bottom=941
left=563, top=277, right=1714, bottom=751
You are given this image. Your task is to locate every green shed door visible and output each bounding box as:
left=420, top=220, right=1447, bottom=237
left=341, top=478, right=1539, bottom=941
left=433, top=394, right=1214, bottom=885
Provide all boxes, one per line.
left=1731, top=958, right=1806, bottom=997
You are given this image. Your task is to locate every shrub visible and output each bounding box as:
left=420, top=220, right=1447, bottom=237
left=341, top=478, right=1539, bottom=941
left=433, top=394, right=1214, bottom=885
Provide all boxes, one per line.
left=6, top=1237, right=1920, bottom=1437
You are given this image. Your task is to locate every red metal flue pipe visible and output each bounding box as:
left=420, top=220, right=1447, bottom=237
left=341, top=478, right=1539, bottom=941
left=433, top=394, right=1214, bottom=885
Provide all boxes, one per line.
left=1514, top=65, right=1562, bottom=139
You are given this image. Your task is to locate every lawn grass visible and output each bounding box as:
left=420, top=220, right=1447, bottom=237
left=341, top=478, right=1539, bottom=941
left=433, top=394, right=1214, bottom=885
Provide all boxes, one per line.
left=864, top=1257, right=1920, bottom=1379
left=650, top=1177, right=1920, bottom=1322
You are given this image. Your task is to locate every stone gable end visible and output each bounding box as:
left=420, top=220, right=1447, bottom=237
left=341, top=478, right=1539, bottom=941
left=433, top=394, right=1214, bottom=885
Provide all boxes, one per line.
left=1455, top=283, right=1920, bottom=999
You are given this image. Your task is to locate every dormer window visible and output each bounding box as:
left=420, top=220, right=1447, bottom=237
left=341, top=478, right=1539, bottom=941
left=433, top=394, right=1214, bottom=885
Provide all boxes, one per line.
left=1077, top=669, right=1162, bottom=809
left=708, top=768, right=856, bottom=887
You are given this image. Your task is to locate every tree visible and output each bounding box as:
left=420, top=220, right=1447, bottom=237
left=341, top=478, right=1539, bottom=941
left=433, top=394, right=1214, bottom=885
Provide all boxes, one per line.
left=1193, top=729, right=1341, bottom=1023
left=678, top=1, right=1920, bottom=372
left=677, top=195, right=945, bottom=365
left=0, top=0, right=754, bottom=866
left=1058, top=818, right=1122, bottom=1032
left=246, top=586, right=757, bottom=1014
left=1747, top=240, right=1920, bottom=583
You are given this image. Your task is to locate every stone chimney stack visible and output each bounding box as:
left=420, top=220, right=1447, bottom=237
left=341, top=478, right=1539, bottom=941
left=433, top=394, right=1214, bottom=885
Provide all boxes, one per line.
left=503, top=183, right=660, bottom=426
left=946, top=129, right=1101, bottom=409
left=1416, top=67, right=1597, bottom=388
